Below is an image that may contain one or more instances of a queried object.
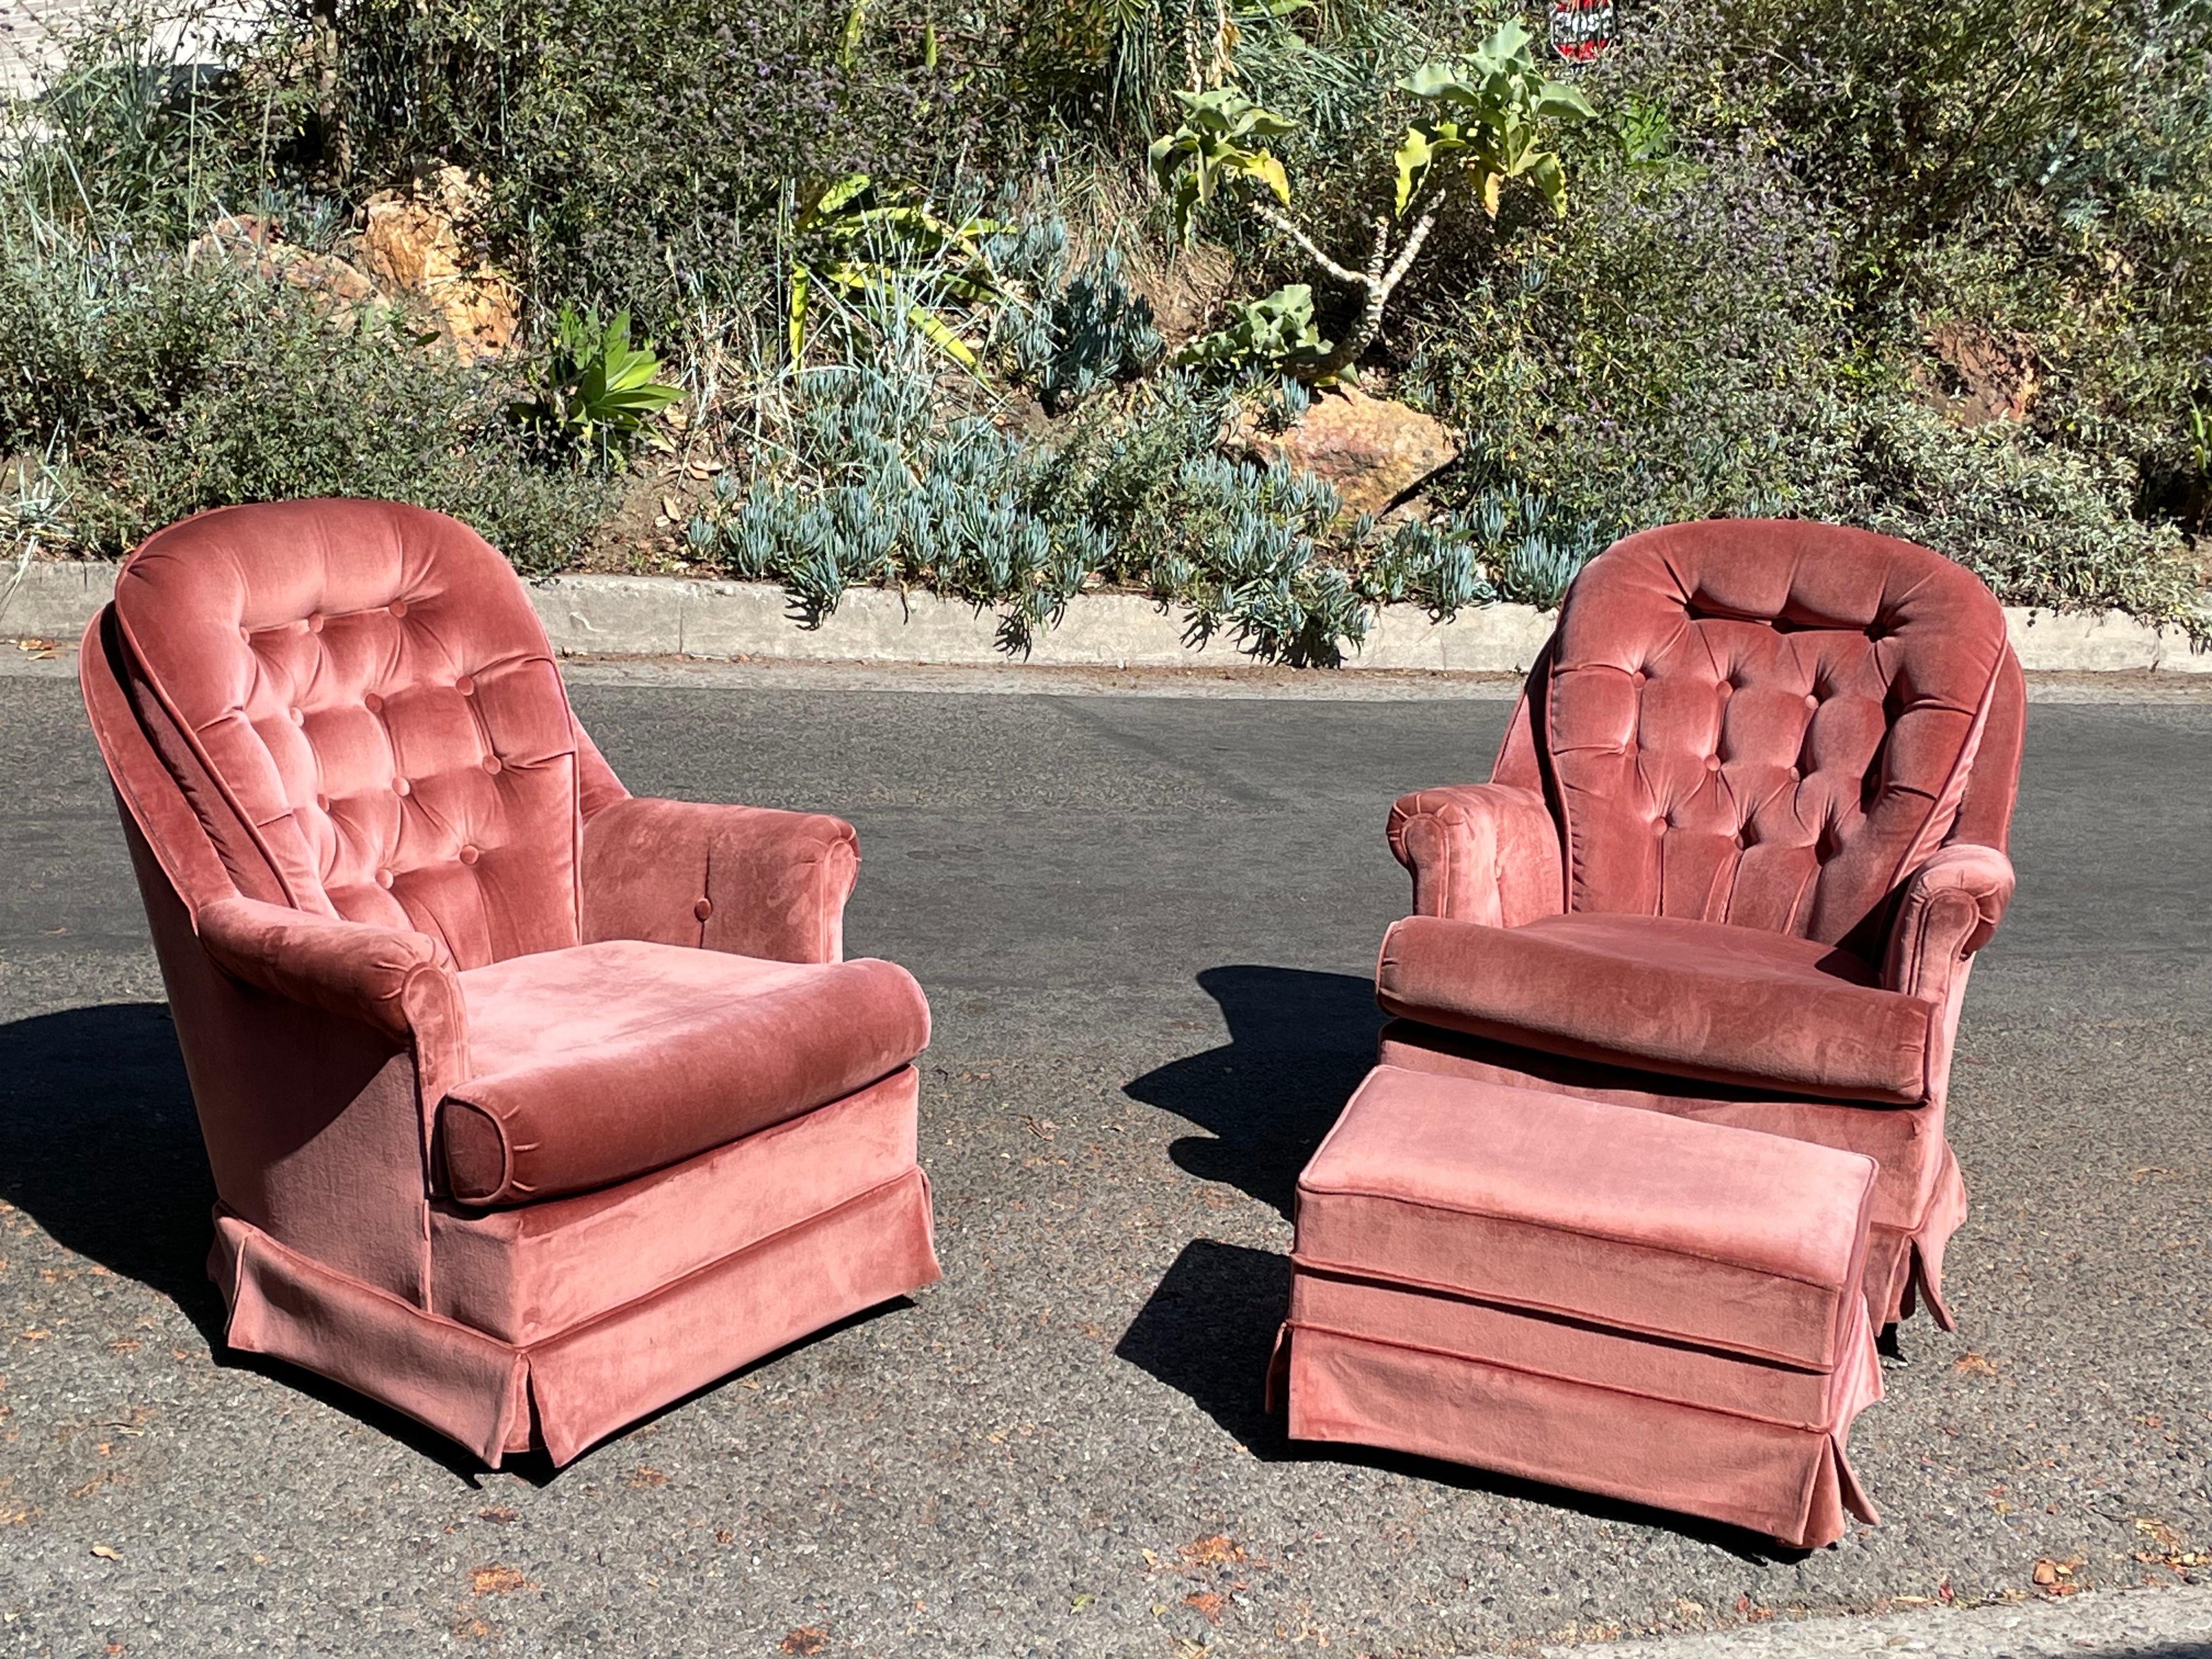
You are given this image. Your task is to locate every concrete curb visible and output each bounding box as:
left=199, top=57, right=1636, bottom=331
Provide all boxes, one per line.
left=4, top=561, right=2206, bottom=675
left=1537, top=1583, right=2212, bottom=1658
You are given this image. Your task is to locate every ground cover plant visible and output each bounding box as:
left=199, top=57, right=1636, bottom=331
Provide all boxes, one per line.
left=0, top=0, right=2205, bottom=657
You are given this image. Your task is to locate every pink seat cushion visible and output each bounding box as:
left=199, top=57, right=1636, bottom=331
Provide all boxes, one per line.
left=443, top=939, right=930, bottom=1204
left=1296, top=1065, right=1877, bottom=1371
left=1376, top=911, right=1934, bottom=1104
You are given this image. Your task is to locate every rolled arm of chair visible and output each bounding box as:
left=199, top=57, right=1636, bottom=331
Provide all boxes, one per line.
left=197, top=894, right=466, bottom=1046
left=1386, top=784, right=1565, bottom=926
left=1882, top=842, right=2016, bottom=1002
left=194, top=895, right=470, bottom=1087
left=581, top=796, right=860, bottom=964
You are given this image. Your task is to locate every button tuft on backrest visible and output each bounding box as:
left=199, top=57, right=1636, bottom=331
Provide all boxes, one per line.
left=1538, top=518, right=2011, bottom=946
left=108, top=499, right=589, bottom=971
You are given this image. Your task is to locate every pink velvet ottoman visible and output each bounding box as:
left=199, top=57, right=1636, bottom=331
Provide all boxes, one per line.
left=1274, top=1065, right=1884, bottom=1548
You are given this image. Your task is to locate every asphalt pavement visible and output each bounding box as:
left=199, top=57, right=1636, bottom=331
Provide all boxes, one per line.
left=0, top=659, right=2206, bottom=1658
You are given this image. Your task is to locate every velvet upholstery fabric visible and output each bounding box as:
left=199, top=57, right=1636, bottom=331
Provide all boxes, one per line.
left=112, top=499, right=587, bottom=968
left=1280, top=1065, right=1882, bottom=1549
left=1381, top=521, right=2023, bottom=1328
left=582, top=797, right=860, bottom=964
left=1372, top=1020, right=1966, bottom=1327
left=1526, top=520, right=2012, bottom=951
left=1297, top=1067, right=1876, bottom=1370
left=79, top=499, right=942, bottom=1466
left=1376, top=912, right=1934, bottom=1103
left=429, top=1069, right=924, bottom=1344
left=442, top=941, right=928, bottom=1205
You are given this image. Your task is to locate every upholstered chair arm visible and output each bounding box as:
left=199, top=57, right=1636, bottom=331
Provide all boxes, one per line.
left=580, top=797, right=860, bottom=964
left=1386, top=785, right=1565, bottom=926
left=195, top=895, right=470, bottom=1062
left=1882, top=843, right=2016, bottom=1002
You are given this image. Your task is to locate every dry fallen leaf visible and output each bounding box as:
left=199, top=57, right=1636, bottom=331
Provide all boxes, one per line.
left=2032, top=1558, right=2079, bottom=1593
left=475, top=1506, right=515, bottom=1525
left=780, top=1629, right=829, bottom=1656
left=1183, top=1592, right=1226, bottom=1624
left=2137, top=1518, right=2188, bottom=1551
left=89, top=1544, right=122, bottom=1561
left=1953, top=1352, right=2000, bottom=1376
left=468, top=1564, right=529, bottom=1596
left=1181, top=1534, right=1246, bottom=1568
left=2133, top=1517, right=2208, bottom=1570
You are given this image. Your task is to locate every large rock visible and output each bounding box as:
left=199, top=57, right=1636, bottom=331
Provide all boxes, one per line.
left=1916, top=321, right=2039, bottom=426
left=1238, top=387, right=1458, bottom=517
left=358, top=166, right=518, bottom=363
left=185, top=215, right=375, bottom=311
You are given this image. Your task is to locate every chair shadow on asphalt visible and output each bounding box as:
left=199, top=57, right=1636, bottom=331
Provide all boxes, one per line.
left=0, top=1000, right=909, bottom=1485
left=1116, top=1239, right=1802, bottom=1564
left=1121, top=964, right=1381, bottom=1217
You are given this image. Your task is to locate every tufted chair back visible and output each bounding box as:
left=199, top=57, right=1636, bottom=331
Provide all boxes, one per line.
left=110, top=499, right=586, bottom=970
left=1496, top=520, right=2020, bottom=954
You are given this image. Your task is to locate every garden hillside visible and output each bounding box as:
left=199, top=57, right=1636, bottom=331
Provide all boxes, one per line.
left=3, top=0, right=2208, bottom=661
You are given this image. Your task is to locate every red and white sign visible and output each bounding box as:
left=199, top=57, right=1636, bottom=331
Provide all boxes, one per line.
left=1548, top=0, right=1616, bottom=60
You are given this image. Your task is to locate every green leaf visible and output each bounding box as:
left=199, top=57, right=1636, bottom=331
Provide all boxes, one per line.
left=1398, top=62, right=1471, bottom=101
left=1479, top=17, right=1532, bottom=64
left=1524, top=150, right=1567, bottom=215
left=787, top=264, right=811, bottom=360
left=1392, top=126, right=1435, bottom=217
left=904, top=303, right=980, bottom=368
left=1245, top=151, right=1292, bottom=207
left=1532, top=82, right=1596, bottom=121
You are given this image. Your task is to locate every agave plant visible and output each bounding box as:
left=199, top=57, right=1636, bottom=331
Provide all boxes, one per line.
left=510, top=306, right=683, bottom=461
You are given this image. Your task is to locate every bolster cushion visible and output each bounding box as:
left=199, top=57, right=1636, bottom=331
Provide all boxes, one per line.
left=440, top=939, right=930, bottom=1205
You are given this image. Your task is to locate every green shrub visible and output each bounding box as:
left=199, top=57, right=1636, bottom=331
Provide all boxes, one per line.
left=0, top=241, right=613, bottom=568
left=1840, top=400, right=2202, bottom=627
left=4, top=0, right=2203, bottom=656
left=1425, top=147, right=1857, bottom=531
left=326, top=0, right=1008, bottom=332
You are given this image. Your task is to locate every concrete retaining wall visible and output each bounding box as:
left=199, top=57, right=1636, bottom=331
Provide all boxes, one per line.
left=4, top=560, right=2205, bottom=674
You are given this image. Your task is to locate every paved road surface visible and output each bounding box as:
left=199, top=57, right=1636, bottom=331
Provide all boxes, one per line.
left=0, top=664, right=2206, bottom=1657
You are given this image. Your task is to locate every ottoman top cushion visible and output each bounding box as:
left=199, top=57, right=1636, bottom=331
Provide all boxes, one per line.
left=1296, top=1066, right=1877, bottom=1370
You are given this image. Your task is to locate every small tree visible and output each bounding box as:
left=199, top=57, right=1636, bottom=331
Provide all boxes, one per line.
left=1149, top=20, right=1594, bottom=381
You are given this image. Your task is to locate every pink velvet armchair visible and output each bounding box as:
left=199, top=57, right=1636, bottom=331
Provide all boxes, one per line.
left=1379, top=520, right=2023, bottom=1329
left=78, top=498, right=940, bottom=1467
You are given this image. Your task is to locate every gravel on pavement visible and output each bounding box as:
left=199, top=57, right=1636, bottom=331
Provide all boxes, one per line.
left=0, top=663, right=2205, bottom=1657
